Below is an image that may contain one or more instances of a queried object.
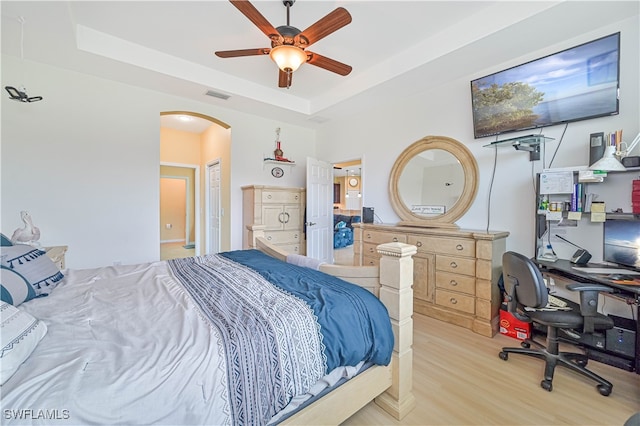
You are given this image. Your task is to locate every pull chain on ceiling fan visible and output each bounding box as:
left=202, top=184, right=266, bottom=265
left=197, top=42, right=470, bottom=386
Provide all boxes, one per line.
left=215, top=0, right=352, bottom=89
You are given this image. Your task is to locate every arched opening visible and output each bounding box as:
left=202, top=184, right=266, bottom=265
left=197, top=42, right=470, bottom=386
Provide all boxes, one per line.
left=159, top=111, right=232, bottom=259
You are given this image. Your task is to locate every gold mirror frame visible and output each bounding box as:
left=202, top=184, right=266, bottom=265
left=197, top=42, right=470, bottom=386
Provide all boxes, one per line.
left=389, top=136, right=479, bottom=228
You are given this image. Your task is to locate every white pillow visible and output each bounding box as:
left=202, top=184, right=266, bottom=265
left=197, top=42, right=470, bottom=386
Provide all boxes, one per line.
left=0, top=301, right=48, bottom=385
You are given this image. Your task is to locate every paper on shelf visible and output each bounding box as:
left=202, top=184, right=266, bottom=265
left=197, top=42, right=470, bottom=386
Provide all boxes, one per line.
left=539, top=171, right=574, bottom=194
left=578, top=170, right=604, bottom=182
left=546, top=211, right=563, bottom=221
left=567, top=211, right=582, bottom=220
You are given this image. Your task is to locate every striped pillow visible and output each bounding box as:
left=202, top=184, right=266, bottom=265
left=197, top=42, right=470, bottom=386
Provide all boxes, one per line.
left=0, top=301, right=48, bottom=385
left=0, top=245, right=64, bottom=306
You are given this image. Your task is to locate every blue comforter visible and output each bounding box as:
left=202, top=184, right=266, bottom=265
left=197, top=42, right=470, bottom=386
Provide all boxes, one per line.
left=221, top=249, right=394, bottom=371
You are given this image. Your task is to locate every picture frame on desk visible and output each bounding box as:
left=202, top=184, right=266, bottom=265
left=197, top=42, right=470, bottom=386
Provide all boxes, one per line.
left=589, top=132, right=605, bottom=166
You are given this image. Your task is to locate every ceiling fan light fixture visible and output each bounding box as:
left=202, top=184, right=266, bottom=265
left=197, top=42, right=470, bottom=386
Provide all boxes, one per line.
left=270, top=45, right=307, bottom=72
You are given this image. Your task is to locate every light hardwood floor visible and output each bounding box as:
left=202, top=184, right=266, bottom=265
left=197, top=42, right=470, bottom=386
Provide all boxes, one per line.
left=160, top=242, right=195, bottom=260
left=343, top=313, right=640, bottom=425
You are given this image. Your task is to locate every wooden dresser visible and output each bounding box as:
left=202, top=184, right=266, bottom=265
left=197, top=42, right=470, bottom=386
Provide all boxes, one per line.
left=354, top=223, right=508, bottom=337
left=242, top=185, right=306, bottom=254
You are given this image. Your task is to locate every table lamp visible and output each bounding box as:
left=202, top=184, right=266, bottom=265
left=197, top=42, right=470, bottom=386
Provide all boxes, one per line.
left=589, top=145, right=626, bottom=171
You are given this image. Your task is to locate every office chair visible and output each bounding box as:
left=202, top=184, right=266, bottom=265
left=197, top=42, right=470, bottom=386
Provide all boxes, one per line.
left=498, top=251, right=615, bottom=396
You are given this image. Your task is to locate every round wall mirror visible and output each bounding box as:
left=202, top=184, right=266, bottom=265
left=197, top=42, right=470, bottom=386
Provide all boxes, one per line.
left=389, top=136, right=479, bottom=227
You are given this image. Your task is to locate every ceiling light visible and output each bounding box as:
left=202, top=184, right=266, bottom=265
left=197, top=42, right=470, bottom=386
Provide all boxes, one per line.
left=178, top=116, right=192, bottom=122
left=269, top=45, right=307, bottom=73
left=589, top=146, right=626, bottom=171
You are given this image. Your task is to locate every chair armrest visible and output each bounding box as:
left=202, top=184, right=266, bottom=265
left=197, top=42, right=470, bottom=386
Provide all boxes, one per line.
left=566, top=283, right=613, bottom=318
left=566, top=283, right=614, bottom=293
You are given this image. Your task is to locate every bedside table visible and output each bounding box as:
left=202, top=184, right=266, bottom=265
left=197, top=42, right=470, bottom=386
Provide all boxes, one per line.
left=44, top=246, right=68, bottom=269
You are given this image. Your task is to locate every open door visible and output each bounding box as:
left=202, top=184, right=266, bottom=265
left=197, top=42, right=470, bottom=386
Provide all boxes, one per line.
left=206, top=160, right=221, bottom=254
left=306, top=157, right=333, bottom=262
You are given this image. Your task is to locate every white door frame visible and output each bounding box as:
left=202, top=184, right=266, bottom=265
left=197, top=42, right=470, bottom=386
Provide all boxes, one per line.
left=205, top=158, right=222, bottom=255
left=160, top=162, right=201, bottom=254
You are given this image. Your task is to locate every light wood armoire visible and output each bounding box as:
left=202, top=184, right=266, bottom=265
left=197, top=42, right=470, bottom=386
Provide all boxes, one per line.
left=242, top=185, right=306, bottom=254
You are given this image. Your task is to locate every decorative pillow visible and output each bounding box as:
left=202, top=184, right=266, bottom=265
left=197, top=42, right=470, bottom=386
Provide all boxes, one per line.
left=0, top=245, right=64, bottom=306
left=0, top=301, right=48, bottom=385
left=0, top=233, right=13, bottom=246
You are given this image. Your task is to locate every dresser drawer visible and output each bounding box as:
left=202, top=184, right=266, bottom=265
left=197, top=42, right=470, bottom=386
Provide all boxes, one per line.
left=407, top=235, right=430, bottom=253
left=264, top=230, right=301, bottom=244
left=424, top=237, right=475, bottom=257
left=362, top=255, right=380, bottom=267
left=435, top=271, right=475, bottom=295
left=435, top=255, right=475, bottom=276
left=279, top=243, right=303, bottom=254
left=361, top=230, right=407, bottom=245
left=435, top=289, right=475, bottom=314
left=262, top=191, right=302, bottom=204
left=362, top=242, right=381, bottom=258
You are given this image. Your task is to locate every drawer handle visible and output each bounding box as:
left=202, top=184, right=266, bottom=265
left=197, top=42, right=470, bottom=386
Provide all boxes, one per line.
left=450, top=280, right=458, bottom=286
left=450, top=261, right=458, bottom=268
left=456, top=244, right=463, bottom=251
left=295, top=195, right=299, bottom=200
left=368, top=261, right=375, bottom=266
left=267, top=194, right=272, bottom=199
left=369, top=247, right=374, bottom=253
left=416, top=241, right=423, bottom=247
left=267, top=236, right=272, bottom=241
left=284, top=212, right=290, bottom=223
left=393, top=237, right=398, bottom=242
left=294, top=234, right=298, bottom=239
left=449, top=298, right=458, bottom=305
left=366, top=233, right=372, bottom=239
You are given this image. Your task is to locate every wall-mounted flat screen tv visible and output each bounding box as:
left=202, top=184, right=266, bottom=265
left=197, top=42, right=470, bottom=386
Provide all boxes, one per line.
left=471, top=32, right=620, bottom=139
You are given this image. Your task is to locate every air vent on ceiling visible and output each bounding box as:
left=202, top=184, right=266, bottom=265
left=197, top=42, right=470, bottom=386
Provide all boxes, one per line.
left=205, top=90, right=230, bottom=100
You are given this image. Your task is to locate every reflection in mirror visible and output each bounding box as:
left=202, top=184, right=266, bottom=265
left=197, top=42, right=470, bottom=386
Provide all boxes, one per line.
left=398, top=149, right=463, bottom=218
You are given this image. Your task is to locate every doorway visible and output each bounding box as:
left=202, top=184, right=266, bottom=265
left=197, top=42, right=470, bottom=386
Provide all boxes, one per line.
left=332, top=158, right=362, bottom=265
left=160, top=164, right=198, bottom=260
left=159, top=111, right=232, bottom=258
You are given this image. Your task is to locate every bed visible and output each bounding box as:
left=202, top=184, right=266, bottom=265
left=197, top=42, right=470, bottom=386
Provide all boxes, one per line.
left=1, top=232, right=416, bottom=425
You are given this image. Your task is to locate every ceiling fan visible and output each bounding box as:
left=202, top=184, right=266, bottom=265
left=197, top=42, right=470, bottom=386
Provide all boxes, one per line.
left=215, top=0, right=352, bottom=88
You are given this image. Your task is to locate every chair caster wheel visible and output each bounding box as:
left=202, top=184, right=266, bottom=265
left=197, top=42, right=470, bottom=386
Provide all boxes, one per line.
left=576, top=358, right=588, bottom=367
left=499, top=352, right=508, bottom=361
left=541, top=380, right=553, bottom=392
left=520, top=341, right=530, bottom=349
left=597, top=385, right=612, bottom=396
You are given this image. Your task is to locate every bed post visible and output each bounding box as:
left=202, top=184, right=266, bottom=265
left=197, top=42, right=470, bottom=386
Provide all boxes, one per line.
left=247, top=224, right=266, bottom=248
left=374, top=242, right=417, bottom=420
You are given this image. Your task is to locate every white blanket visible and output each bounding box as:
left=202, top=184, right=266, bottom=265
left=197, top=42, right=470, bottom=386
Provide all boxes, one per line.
left=1, top=261, right=354, bottom=425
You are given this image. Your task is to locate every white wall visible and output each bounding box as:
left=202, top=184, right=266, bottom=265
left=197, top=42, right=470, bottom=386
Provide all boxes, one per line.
left=2, top=15, right=637, bottom=270
left=1, top=56, right=316, bottom=268
left=317, top=16, right=639, bottom=259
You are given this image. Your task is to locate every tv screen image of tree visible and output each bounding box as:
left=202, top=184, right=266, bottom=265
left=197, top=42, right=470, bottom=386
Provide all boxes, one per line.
left=471, top=32, right=620, bottom=139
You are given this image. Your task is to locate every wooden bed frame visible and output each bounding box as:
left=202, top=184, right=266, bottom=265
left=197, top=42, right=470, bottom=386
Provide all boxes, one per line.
left=250, top=226, right=417, bottom=424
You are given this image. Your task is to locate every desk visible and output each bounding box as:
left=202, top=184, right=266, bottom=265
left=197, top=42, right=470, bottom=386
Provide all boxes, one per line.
left=535, top=259, right=640, bottom=374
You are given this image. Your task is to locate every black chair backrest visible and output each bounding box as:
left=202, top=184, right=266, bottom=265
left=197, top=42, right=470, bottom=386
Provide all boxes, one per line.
left=502, top=251, right=548, bottom=309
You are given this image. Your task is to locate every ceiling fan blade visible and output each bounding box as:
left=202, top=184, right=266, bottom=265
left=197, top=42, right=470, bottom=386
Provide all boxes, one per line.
left=230, top=0, right=281, bottom=42
left=296, top=7, right=352, bottom=47
left=307, top=52, right=352, bottom=76
left=215, top=48, right=270, bottom=58
left=278, top=69, right=291, bottom=88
